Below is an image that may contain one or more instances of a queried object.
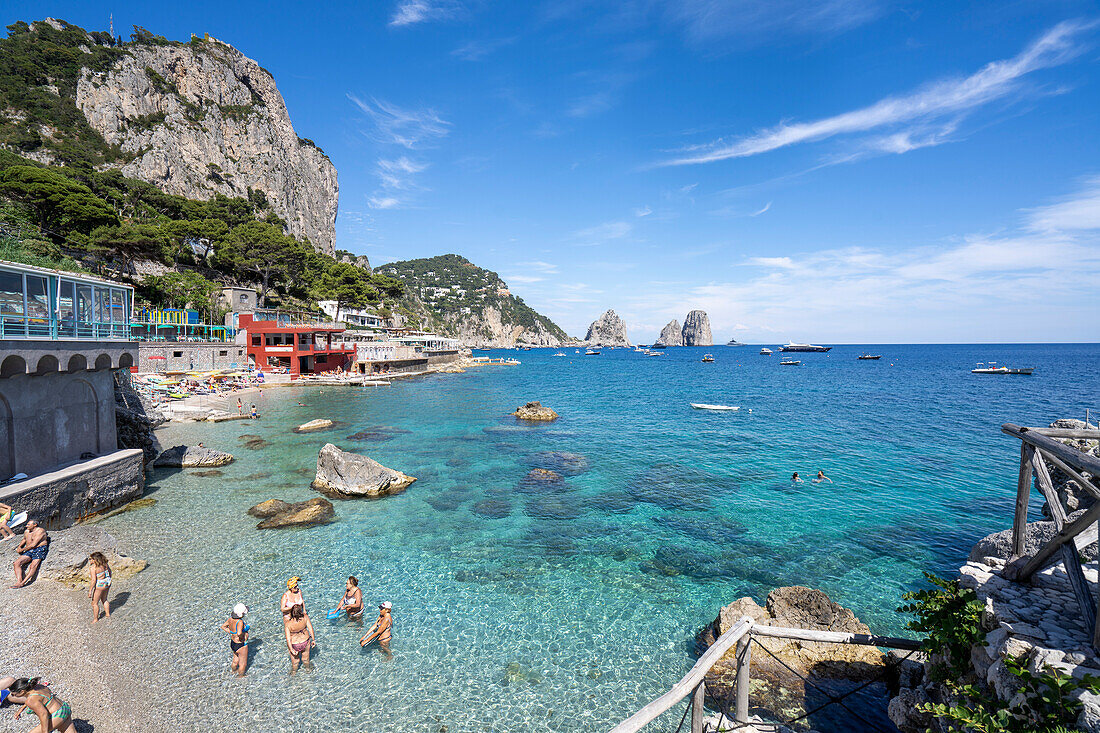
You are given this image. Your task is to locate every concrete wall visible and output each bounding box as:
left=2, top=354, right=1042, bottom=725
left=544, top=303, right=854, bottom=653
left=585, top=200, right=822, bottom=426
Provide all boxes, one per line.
left=0, top=367, right=121, bottom=479
left=0, top=449, right=144, bottom=529
left=137, top=342, right=248, bottom=373
left=0, top=339, right=137, bottom=377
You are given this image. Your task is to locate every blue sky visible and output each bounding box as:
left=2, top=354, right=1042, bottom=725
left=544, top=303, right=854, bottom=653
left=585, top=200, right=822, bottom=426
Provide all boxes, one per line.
left=9, top=1, right=1100, bottom=342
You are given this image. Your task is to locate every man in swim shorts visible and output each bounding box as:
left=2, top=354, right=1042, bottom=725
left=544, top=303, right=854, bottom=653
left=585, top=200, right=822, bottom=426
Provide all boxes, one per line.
left=11, top=520, right=49, bottom=588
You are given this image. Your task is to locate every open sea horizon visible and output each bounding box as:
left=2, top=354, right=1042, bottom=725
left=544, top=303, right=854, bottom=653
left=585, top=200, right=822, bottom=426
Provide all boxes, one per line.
left=96, top=343, right=1098, bottom=731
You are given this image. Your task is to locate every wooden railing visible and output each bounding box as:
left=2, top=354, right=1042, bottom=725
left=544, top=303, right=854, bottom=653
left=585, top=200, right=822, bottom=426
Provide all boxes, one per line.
left=609, top=618, right=920, bottom=733
left=1001, top=423, right=1100, bottom=649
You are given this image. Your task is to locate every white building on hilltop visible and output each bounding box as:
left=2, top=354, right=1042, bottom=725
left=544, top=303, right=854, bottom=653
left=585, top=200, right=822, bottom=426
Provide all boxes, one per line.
left=317, top=301, right=384, bottom=329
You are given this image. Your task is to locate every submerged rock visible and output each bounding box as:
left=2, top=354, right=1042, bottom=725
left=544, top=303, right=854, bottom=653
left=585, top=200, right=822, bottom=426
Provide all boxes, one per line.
left=311, top=443, right=417, bottom=499
left=698, top=587, right=886, bottom=726
left=527, top=451, right=589, bottom=476
left=472, top=499, right=512, bottom=519
left=516, top=468, right=568, bottom=494
left=295, top=418, right=334, bottom=433
left=250, top=497, right=335, bottom=529
left=191, top=469, right=224, bottom=478
left=512, top=401, right=559, bottom=421
left=153, top=444, right=234, bottom=467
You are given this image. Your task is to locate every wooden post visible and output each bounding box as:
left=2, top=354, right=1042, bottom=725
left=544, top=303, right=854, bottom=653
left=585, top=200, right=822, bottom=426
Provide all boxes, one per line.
left=690, top=682, right=705, bottom=733
left=1013, top=443, right=1035, bottom=557
left=735, top=635, right=752, bottom=724
left=1032, top=451, right=1067, bottom=529
left=1059, top=542, right=1097, bottom=634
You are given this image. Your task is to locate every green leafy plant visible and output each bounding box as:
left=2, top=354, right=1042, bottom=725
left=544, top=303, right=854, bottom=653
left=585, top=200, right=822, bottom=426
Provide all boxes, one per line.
left=921, top=656, right=1100, bottom=732
left=899, top=572, right=986, bottom=681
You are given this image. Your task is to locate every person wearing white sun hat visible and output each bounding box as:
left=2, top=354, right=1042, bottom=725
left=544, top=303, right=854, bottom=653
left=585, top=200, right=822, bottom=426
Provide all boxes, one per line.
left=360, top=601, right=393, bottom=659
left=220, top=603, right=250, bottom=677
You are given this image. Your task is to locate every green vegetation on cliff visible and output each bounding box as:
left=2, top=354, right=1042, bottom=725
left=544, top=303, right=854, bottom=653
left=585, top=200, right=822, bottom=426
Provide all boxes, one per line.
left=381, top=254, right=567, bottom=342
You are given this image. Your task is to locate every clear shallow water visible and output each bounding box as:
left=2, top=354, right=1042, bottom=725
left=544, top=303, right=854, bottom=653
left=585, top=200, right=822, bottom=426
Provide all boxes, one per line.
left=99, top=344, right=1098, bottom=731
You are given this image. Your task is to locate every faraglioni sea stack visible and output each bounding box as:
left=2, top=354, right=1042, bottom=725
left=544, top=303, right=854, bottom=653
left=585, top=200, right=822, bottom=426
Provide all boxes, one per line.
left=655, top=319, right=683, bottom=347
left=681, top=310, right=713, bottom=346
left=585, top=309, right=632, bottom=347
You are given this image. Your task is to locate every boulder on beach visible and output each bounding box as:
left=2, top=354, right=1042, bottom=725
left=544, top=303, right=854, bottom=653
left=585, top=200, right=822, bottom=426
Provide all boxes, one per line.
left=512, top=401, right=559, bottom=421
left=250, top=497, right=335, bottom=529
left=310, top=443, right=417, bottom=499
left=153, top=444, right=234, bottom=468
left=40, top=525, right=146, bottom=588
left=295, top=418, right=334, bottom=433
left=697, top=586, right=886, bottom=726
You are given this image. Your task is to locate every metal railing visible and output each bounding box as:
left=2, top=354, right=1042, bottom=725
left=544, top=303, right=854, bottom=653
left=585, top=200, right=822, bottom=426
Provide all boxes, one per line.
left=0, top=314, right=130, bottom=341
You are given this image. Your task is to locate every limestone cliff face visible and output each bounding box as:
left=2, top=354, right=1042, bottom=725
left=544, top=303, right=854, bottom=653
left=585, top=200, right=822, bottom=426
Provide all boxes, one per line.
left=656, top=319, right=683, bottom=347
left=74, top=38, right=337, bottom=253
left=682, top=310, right=712, bottom=346
left=443, top=305, right=565, bottom=348
left=585, top=309, right=631, bottom=347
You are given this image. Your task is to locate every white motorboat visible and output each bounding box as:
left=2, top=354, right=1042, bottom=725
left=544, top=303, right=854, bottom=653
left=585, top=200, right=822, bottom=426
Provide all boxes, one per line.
left=701, top=354, right=715, bottom=362
left=553, top=352, right=566, bottom=357
left=585, top=349, right=600, bottom=356
left=971, top=362, right=1034, bottom=375
left=691, top=403, right=740, bottom=411
left=778, top=343, right=831, bottom=352
left=759, top=348, right=772, bottom=355
left=779, top=359, right=801, bottom=366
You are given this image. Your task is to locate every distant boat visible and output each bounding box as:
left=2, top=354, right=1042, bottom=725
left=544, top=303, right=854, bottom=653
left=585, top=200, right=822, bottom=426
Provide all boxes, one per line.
left=691, top=403, right=740, bottom=411
left=585, top=349, right=601, bottom=356
left=759, top=348, right=773, bottom=355
left=780, top=359, right=801, bottom=366
left=858, top=354, right=882, bottom=360
left=778, top=343, right=831, bottom=352
left=647, top=351, right=664, bottom=357
left=971, top=362, right=1034, bottom=375
left=574, top=349, right=580, bottom=354
left=650, top=343, right=667, bottom=350
left=701, top=354, right=715, bottom=362
left=553, top=352, right=566, bottom=357
left=726, top=339, right=747, bottom=346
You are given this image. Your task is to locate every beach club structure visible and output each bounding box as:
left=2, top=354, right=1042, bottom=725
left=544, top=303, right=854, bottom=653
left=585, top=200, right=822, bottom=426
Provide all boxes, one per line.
left=0, top=259, right=144, bottom=528
left=238, top=310, right=357, bottom=378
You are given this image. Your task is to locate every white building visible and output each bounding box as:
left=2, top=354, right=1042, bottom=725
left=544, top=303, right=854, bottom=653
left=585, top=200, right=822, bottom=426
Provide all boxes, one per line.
left=317, top=301, right=384, bottom=329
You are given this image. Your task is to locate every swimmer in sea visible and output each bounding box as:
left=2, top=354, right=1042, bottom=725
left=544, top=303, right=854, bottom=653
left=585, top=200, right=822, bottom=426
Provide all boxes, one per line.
left=813, top=470, right=832, bottom=484
left=791, top=472, right=803, bottom=484
left=360, top=601, right=393, bottom=659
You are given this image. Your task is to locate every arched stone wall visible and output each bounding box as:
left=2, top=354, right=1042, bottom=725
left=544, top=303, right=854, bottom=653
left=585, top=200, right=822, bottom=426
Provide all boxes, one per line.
left=53, top=377, right=100, bottom=464
left=118, top=353, right=134, bottom=369
left=0, top=355, right=26, bottom=378
left=93, top=354, right=113, bottom=371
left=35, top=355, right=59, bottom=375
left=67, top=354, right=87, bottom=372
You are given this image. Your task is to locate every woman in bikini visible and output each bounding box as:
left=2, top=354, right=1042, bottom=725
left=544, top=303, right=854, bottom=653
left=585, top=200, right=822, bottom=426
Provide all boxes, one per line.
left=334, top=576, right=363, bottom=621
left=284, top=605, right=315, bottom=673
left=87, top=551, right=111, bottom=623
left=281, top=576, right=304, bottom=625
left=219, top=603, right=250, bottom=677
left=360, top=601, right=393, bottom=659
left=5, top=677, right=75, bottom=733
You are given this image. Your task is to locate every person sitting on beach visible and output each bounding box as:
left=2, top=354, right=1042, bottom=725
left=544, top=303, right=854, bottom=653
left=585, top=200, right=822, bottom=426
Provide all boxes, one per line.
left=281, top=576, right=304, bottom=625
left=813, top=470, right=832, bottom=484
left=0, top=501, right=14, bottom=540
left=335, top=576, right=363, bottom=620
left=11, top=520, right=49, bottom=588
left=87, top=551, right=111, bottom=623
left=360, top=601, right=393, bottom=658
left=220, top=603, right=250, bottom=677
left=285, top=605, right=315, bottom=673
left=5, top=677, right=75, bottom=733
left=791, top=472, right=803, bottom=484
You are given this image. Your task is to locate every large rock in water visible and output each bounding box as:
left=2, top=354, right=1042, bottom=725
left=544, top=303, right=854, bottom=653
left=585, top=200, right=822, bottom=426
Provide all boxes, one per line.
left=249, top=497, right=335, bottom=529
left=153, top=444, right=234, bottom=467
left=71, top=30, right=338, bottom=253
left=655, top=319, right=683, bottom=347
left=698, top=587, right=887, bottom=728
left=513, top=401, right=559, bottom=421
left=311, top=443, right=417, bottom=499
left=681, top=310, right=713, bottom=346
left=295, top=419, right=334, bottom=433
left=39, top=525, right=146, bottom=587
left=585, top=309, right=632, bottom=347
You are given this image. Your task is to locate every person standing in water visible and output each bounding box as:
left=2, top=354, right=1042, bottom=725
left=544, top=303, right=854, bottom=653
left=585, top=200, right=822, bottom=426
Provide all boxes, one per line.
left=814, top=470, right=832, bottom=484
left=237, top=397, right=243, bottom=416
left=281, top=577, right=304, bottom=625
left=5, top=677, right=75, bottom=732
left=285, top=605, right=315, bottom=673
left=360, top=601, right=393, bottom=659
left=220, top=603, right=250, bottom=677
left=87, top=551, right=111, bottom=623
left=334, top=576, right=363, bottom=620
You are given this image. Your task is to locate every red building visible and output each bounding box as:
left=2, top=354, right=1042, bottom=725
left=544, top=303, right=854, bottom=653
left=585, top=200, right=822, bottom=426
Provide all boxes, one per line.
left=238, top=313, right=354, bottom=378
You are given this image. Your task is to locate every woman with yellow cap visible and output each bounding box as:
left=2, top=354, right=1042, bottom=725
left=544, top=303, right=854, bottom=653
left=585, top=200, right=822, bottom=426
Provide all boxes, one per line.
left=281, top=576, right=304, bottom=626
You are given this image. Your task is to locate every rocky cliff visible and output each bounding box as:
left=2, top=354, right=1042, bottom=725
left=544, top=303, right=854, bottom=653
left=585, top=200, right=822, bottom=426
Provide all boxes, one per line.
left=381, top=254, right=567, bottom=348
left=585, top=309, right=631, bottom=347
left=682, top=310, right=713, bottom=346
left=73, top=35, right=337, bottom=253
left=656, top=319, right=683, bottom=347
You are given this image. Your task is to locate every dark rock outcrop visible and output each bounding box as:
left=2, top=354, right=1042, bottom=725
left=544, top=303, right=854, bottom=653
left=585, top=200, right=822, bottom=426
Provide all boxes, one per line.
left=681, top=310, right=713, bottom=346
left=512, top=401, right=559, bottom=421
left=249, top=497, right=335, bottom=529
left=310, top=443, right=416, bottom=499
left=114, top=377, right=165, bottom=465
left=585, top=309, right=631, bottom=347
left=153, top=445, right=234, bottom=467
left=656, top=319, right=683, bottom=347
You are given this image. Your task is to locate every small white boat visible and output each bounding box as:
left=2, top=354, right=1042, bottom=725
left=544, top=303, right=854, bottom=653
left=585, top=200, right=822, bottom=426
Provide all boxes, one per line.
left=585, top=349, right=600, bottom=356
left=691, top=403, right=740, bottom=411
left=553, top=352, right=566, bottom=357
left=647, top=351, right=664, bottom=357
left=701, top=354, right=715, bottom=362
left=574, top=349, right=580, bottom=354
left=971, top=362, right=1034, bottom=375
left=780, top=359, right=801, bottom=366
left=760, top=348, right=772, bottom=355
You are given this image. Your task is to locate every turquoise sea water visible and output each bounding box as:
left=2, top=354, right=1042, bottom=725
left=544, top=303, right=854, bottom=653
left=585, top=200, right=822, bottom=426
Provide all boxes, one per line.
left=99, top=344, right=1098, bottom=731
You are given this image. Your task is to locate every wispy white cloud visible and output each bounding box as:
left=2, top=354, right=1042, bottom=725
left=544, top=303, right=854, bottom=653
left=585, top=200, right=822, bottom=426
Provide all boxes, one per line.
left=661, top=20, right=1092, bottom=166
left=749, top=201, right=772, bottom=217
left=390, top=0, right=462, bottom=27
left=377, top=157, right=429, bottom=190
left=452, top=36, right=516, bottom=61
left=368, top=196, right=401, bottom=210
left=634, top=205, right=653, bottom=217
left=1027, top=175, right=1100, bottom=231
left=348, top=94, right=451, bottom=149
left=665, top=0, right=882, bottom=43
left=574, top=221, right=633, bottom=245
left=517, top=260, right=560, bottom=274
